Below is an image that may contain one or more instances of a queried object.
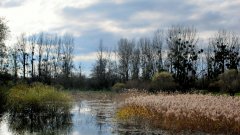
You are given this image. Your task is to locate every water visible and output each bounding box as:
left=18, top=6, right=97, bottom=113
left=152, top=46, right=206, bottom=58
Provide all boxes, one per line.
left=0, top=93, right=204, bottom=135
left=0, top=91, right=178, bottom=135
left=0, top=99, right=119, bottom=135
left=71, top=100, right=118, bottom=135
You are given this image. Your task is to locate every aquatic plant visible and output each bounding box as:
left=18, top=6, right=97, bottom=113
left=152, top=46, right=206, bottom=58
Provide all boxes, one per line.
left=117, top=93, right=240, bottom=134
left=7, top=82, right=72, bottom=115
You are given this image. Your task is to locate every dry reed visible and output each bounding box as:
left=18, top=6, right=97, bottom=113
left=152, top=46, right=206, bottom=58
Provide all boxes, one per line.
left=117, top=93, right=240, bottom=134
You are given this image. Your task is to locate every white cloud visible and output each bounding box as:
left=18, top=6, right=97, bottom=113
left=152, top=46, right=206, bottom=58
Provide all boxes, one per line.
left=131, top=11, right=165, bottom=21
left=74, top=52, right=98, bottom=62
left=74, top=51, right=118, bottom=62
left=0, top=0, right=101, bottom=46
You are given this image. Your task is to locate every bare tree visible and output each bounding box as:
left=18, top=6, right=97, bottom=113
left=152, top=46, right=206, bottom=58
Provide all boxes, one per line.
left=130, top=45, right=140, bottom=80
left=28, top=34, right=37, bottom=79
left=61, top=34, right=74, bottom=78
left=37, top=32, right=44, bottom=79
left=0, top=42, right=7, bottom=72
left=105, top=48, right=118, bottom=86
left=139, top=37, right=154, bottom=80
left=0, top=18, right=8, bottom=43
left=9, top=46, right=19, bottom=81
left=42, top=34, right=52, bottom=80
left=17, top=33, right=28, bottom=79
left=152, top=29, right=164, bottom=72
left=0, top=18, right=9, bottom=73
left=91, top=40, right=108, bottom=88
left=118, top=38, right=134, bottom=82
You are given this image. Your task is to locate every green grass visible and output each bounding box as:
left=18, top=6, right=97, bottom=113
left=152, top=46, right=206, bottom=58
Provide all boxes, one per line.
left=7, top=82, right=72, bottom=115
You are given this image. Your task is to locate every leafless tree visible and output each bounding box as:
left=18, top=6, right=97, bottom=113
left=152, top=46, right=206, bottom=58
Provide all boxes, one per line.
left=91, top=40, right=108, bottom=88
left=152, top=29, right=164, bottom=72
left=28, top=34, right=37, bottom=79
left=0, top=18, right=9, bottom=73
left=37, top=32, right=44, bottom=79
left=17, top=33, right=28, bottom=79
left=130, top=44, right=140, bottom=80
left=8, top=45, right=19, bottom=81
left=42, top=34, right=52, bottom=80
left=117, top=38, right=134, bottom=82
left=61, top=33, right=74, bottom=78
left=139, top=37, right=154, bottom=80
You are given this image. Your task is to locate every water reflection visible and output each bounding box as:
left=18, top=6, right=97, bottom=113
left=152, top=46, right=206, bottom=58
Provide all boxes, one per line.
left=1, top=98, right=168, bottom=135
left=71, top=100, right=117, bottom=135
left=7, top=112, right=72, bottom=135
left=0, top=100, right=6, bottom=116
left=0, top=103, right=5, bottom=124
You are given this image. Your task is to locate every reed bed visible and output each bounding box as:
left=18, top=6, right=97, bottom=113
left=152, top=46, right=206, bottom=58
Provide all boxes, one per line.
left=117, top=93, right=240, bottom=134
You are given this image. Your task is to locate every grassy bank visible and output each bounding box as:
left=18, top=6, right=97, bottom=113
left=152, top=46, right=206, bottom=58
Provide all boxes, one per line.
left=7, top=83, right=72, bottom=115
left=117, top=93, right=240, bottom=134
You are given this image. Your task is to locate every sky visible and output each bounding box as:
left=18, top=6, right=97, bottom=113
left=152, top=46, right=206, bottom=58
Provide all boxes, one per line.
left=0, top=0, right=240, bottom=75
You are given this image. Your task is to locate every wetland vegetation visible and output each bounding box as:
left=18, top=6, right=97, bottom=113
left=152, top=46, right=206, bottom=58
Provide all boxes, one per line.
left=117, top=93, right=240, bottom=134
left=1, top=6, right=240, bottom=134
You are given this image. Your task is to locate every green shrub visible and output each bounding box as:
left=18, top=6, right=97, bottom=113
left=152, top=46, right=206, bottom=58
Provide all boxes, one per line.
left=112, top=83, right=126, bottom=92
left=152, top=71, right=178, bottom=92
left=218, top=69, right=240, bottom=96
left=7, top=82, right=72, bottom=115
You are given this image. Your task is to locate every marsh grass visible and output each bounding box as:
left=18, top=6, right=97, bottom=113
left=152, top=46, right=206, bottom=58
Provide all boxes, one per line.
left=7, top=83, right=72, bottom=115
left=117, top=93, right=240, bottom=134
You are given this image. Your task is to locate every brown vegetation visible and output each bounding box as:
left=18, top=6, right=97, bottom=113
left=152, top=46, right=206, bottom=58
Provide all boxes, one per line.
left=117, top=93, right=240, bottom=134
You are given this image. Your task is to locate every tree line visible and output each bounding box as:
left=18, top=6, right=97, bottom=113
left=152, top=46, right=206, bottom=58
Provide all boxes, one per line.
left=1, top=18, right=240, bottom=93
left=91, top=26, right=240, bottom=93
left=1, top=18, right=77, bottom=87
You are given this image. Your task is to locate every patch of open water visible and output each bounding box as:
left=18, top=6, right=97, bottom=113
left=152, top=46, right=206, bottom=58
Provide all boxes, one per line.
left=0, top=98, right=210, bottom=135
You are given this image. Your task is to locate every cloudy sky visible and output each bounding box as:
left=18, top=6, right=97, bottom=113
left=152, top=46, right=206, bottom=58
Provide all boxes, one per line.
left=0, top=0, right=240, bottom=75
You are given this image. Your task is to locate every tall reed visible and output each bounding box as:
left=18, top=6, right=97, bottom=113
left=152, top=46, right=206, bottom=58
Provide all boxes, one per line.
left=117, top=93, right=240, bottom=134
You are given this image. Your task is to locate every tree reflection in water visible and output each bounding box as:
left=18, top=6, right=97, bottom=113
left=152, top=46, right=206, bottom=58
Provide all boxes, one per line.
left=0, top=103, right=6, bottom=122
left=8, top=112, right=72, bottom=135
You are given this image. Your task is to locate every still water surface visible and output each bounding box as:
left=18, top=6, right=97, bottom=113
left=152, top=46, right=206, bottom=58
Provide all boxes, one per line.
left=0, top=99, right=119, bottom=135
left=0, top=94, right=202, bottom=135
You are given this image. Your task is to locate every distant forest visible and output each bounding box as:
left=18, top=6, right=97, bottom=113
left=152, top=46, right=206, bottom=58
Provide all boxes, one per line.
left=1, top=18, right=240, bottom=93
